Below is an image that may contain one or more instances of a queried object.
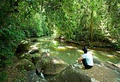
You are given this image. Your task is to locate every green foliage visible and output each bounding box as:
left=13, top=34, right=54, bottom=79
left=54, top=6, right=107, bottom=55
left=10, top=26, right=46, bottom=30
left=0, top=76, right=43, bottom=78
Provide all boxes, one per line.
left=45, top=0, right=120, bottom=46
left=0, top=71, right=7, bottom=82
left=0, top=26, right=25, bottom=67
left=0, top=0, right=51, bottom=80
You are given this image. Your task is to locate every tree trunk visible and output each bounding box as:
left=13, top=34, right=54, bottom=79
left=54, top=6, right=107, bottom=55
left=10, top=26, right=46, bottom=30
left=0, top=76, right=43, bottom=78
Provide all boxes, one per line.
left=90, top=10, right=94, bottom=41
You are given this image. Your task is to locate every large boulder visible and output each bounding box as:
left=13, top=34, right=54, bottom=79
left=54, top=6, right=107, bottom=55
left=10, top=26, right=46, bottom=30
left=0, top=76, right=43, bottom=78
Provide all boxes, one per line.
left=15, top=59, right=35, bottom=71
left=16, top=40, right=31, bottom=53
left=83, top=64, right=120, bottom=82
left=50, top=61, right=120, bottom=82
left=49, top=65, right=91, bottom=82
left=36, top=52, right=69, bottom=75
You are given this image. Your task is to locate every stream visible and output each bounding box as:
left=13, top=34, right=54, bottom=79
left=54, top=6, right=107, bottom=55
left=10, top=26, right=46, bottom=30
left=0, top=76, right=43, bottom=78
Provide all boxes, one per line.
left=34, top=37, right=120, bottom=65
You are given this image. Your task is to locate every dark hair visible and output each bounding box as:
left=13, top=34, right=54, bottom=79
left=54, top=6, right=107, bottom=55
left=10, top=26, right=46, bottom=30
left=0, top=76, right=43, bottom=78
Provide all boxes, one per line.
left=82, top=47, right=87, bottom=53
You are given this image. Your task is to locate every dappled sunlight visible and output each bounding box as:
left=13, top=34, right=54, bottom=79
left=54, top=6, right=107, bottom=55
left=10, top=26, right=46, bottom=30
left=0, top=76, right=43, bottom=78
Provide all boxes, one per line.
left=106, top=55, right=115, bottom=58
left=52, top=40, right=58, bottom=45
left=56, top=46, right=67, bottom=51
left=116, top=51, right=120, bottom=54
left=40, top=48, right=50, bottom=52
left=52, top=59, right=64, bottom=64
left=30, top=45, right=38, bottom=49
left=30, top=43, right=40, bottom=49
left=65, top=46, right=77, bottom=49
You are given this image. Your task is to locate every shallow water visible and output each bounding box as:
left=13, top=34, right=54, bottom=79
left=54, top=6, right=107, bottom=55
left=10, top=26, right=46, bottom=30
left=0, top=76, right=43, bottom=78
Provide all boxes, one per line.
left=35, top=37, right=120, bottom=65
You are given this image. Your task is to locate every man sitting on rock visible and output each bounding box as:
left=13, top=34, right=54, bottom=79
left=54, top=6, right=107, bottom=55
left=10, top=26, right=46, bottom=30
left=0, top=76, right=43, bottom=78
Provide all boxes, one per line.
left=78, top=47, right=94, bottom=69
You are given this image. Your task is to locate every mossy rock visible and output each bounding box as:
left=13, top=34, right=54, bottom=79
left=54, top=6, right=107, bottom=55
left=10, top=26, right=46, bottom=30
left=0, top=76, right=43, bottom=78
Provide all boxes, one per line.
left=36, top=56, right=69, bottom=75
left=17, top=53, right=32, bottom=60
left=30, top=53, right=41, bottom=64
left=15, top=59, right=35, bottom=71
left=16, top=52, right=41, bottom=64
left=16, top=40, right=31, bottom=53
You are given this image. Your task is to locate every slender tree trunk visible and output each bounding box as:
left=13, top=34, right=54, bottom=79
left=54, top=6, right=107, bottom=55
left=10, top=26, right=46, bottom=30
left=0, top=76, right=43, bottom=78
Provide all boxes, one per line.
left=90, top=10, right=94, bottom=41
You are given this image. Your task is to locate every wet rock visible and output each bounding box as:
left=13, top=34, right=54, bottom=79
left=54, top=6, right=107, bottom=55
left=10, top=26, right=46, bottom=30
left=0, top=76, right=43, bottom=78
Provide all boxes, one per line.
left=16, top=40, right=31, bottom=53
left=26, top=70, right=48, bottom=82
left=49, top=65, right=91, bottom=82
left=15, top=59, right=35, bottom=71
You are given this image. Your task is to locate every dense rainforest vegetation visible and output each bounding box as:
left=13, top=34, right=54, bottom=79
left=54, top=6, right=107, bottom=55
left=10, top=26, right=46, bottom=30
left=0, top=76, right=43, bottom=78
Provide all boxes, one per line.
left=0, top=0, right=120, bottom=81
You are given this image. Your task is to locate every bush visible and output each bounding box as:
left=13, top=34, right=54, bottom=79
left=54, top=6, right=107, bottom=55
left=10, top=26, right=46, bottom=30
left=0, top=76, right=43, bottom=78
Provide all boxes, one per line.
left=0, top=26, right=25, bottom=68
left=0, top=71, right=7, bottom=82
